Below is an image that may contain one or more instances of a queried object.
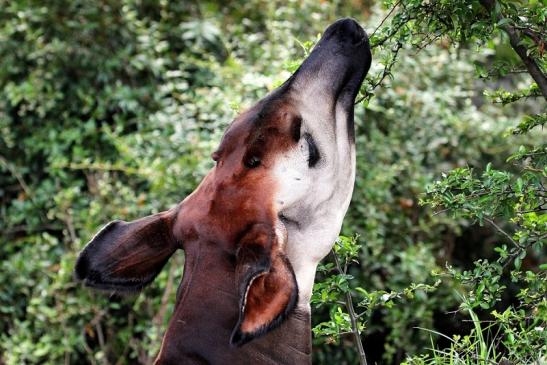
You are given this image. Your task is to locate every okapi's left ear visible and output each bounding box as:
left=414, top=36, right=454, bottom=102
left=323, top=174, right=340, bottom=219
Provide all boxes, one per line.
left=230, top=223, right=298, bottom=347
left=75, top=210, right=179, bottom=291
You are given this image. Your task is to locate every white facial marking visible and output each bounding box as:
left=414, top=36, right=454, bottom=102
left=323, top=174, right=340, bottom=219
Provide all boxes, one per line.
left=273, top=99, right=356, bottom=308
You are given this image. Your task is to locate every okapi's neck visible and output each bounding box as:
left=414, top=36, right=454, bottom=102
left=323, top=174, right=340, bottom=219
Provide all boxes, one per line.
left=155, top=241, right=311, bottom=365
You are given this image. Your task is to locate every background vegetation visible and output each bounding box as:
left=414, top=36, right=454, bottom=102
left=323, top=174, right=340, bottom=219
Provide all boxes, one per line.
left=0, top=0, right=544, bottom=364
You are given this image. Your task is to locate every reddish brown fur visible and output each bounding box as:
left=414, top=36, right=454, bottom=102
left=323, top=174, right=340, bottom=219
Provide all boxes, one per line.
left=173, top=101, right=299, bottom=251
left=151, top=100, right=303, bottom=362
left=174, top=100, right=296, bottom=332
left=75, top=98, right=307, bottom=363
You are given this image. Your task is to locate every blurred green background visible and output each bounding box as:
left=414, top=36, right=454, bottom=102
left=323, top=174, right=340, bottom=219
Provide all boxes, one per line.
left=0, top=0, right=544, bottom=364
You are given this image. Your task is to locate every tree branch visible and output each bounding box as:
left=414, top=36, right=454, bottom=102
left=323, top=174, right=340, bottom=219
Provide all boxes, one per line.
left=0, top=155, right=32, bottom=198
left=479, top=0, right=547, bottom=99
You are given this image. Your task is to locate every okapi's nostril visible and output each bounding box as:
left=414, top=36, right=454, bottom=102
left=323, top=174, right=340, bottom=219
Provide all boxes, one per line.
left=331, top=18, right=366, bottom=45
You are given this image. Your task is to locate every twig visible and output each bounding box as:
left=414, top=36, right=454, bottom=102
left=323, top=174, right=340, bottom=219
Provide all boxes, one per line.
left=355, top=41, right=402, bottom=104
left=115, top=313, right=134, bottom=365
left=413, top=33, right=442, bottom=54
left=0, top=155, right=49, bottom=222
left=372, top=16, right=415, bottom=49
left=370, top=0, right=402, bottom=39
left=55, top=161, right=148, bottom=176
left=432, top=208, right=450, bottom=216
left=94, top=323, right=109, bottom=365
left=153, top=255, right=179, bottom=336
left=81, top=330, right=98, bottom=365
left=88, top=310, right=110, bottom=365
left=483, top=217, right=523, bottom=250
left=332, top=252, right=368, bottom=365
left=0, top=155, right=32, bottom=198
left=65, top=210, right=78, bottom=247
left=2, top=224, right=62, bottom=235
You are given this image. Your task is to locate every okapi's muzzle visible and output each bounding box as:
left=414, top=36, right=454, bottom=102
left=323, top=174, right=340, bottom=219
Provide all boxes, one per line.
left=75, top=18, right=372, bottom=364
left=289, top=18, right=371, bottom=112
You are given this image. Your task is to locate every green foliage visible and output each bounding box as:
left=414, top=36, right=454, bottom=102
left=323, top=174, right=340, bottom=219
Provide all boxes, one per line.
left=1, top=0, right=545, bottom=364
left=510, top=111, right=546, bottom=135
left=309, top=0, right=546, bottom=364
left=485, top=84, right=542, bottom=105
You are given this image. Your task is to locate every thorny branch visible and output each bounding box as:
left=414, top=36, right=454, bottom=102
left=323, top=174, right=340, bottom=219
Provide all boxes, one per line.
left=356, top=41, right=402, bottom=104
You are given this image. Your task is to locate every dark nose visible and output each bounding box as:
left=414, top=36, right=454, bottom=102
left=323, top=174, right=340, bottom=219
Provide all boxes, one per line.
left=324, top=18, right=367, bottom=45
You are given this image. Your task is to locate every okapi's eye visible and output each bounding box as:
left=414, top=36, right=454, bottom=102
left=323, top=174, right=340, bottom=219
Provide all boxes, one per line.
left=244, top=155, right=261, bottom=168
left=291, top=117, right=302, bottom=142
left=304, top=133, right=319, bottom=167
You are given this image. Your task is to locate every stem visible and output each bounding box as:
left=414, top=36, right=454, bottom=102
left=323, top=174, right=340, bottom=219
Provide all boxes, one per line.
left=356, top=41, right=402, bottom=104
left=332, top=252, right=368, bottom=365
left=0, top=155, right=32, bottom=198
left=484, top=217, right=523, bottom=250
left=0, top=154, right=48, bottom=222
left=153, top=254, right=180, bottom=335
left=370, top=0, right=401, bottom=39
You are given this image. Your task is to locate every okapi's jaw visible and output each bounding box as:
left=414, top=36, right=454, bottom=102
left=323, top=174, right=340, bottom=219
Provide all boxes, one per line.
left=75, top=18, right=371, bottom=365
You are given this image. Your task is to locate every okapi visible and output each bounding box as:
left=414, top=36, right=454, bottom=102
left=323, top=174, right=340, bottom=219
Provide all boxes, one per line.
left=75, top=18, right=371, bottom=365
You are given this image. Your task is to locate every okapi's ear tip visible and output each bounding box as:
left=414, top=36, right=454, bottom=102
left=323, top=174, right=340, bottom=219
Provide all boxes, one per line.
left=229, top=321, right=276, bottom=348
left=73, top=252, right=103, bottom=286
left=229, top=328, right=246, bottom=348
left=73, top=220, right=126, bottom=282
left=73, top=254, right=89, bottom=282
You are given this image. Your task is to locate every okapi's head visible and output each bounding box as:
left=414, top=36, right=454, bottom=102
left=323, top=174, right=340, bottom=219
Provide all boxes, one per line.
left=76, top=18, right=371, bottom=359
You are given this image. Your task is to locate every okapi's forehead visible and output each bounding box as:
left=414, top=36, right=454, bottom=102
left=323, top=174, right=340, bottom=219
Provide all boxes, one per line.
left=214, top=98, right=302, bottom=167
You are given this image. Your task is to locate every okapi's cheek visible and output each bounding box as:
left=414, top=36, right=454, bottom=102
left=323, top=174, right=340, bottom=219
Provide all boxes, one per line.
left=271, top=146, right=312, bottom=211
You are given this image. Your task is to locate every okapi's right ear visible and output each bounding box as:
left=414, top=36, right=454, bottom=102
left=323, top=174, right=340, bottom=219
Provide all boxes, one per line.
left=230, top=224, right=298, bottom=347
left=75, top=210, right=179, bottom=291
